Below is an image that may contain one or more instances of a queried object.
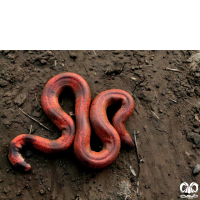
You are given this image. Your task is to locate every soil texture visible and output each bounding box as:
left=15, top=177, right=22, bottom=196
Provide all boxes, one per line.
left=0, top=50, right=200, bottom=200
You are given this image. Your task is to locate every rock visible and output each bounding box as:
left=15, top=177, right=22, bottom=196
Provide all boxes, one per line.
left=145, top=185, right=150, bottom=189
left=140, top=82, right=146, bottom=87
left=7, top=53, right=16, bottom=60
left=25, top=60, right=30, bottom=66
left=186, top=53, right=200, bottom=63
left=187, top=133, right=200, bottom=147
left=40, top=59, right=47, bottom=64
left=155, top=84, right=160, bottom=88
left=193, top=129, right=200, bottom=133
left=188, top=88, right=195, bottom=97
left=153, top=69, right=157, bottom=72
left=0, top=79, right=8, bottom=87
left=16, top=191, right=22, bottom=196
left=193, top=122, right=200, bottom=128
left=158, top=109, right=163, bottom=113
left=105, top=67, right=122, bottom=75
left=135, top=66, right=139, bottom=70
left=69, top=51, right=77, bottom=59
left=162, top=91, right=167, bottom=96
left=193, top=164, right=200, bottom=174
left=195, top=87, right=200, bottom=96
left=192, top=144, right=196, bottom=149
left=27, top=50, right=34, bottom=54
left=75, top=194, right=83, bottom=200
left=14, top=91, right=27, bottom=106
left=195, top=72, right=200, bottom=78
left=46, top=50, right=53, bottom=56
left=39, top=189, right=45, bottom=195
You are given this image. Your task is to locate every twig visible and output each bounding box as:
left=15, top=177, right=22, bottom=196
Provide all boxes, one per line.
left=151, top=111, right=160, bottom=119
left=69, top=111, right=75, bottom=116
left=93, top=50, right=96, bottom=55
left=130, top=166, right=136, bottom=176
left=164, top=67, right=183, bottom=73
left=169, top=99, right=177, bottom=103
left=29, top=124, right=33, bottom=134
left=19, top=108, right=51, bottom=132
left=35, top=93, right=42, bottom=108
left=134, top=108, right=139, bottom=115
left=134, top=131, right=140, bottom=196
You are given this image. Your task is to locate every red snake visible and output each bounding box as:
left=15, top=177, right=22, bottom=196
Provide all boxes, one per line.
left=8, top=72, right=134, bottom=171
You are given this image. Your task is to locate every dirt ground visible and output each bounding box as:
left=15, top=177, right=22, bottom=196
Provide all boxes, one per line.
left=0, top=50, right=200, bottom=200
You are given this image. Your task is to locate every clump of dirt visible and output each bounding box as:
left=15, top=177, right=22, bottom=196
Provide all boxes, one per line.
left=0, top=50, right=200, bottom=200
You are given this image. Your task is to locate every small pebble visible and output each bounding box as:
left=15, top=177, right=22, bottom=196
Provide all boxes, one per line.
left=135, top=66, right=139, bottom=70
left=39, top=189, right=45, bottom=195
left=193, top=122, right=200, bottom=128
left=162, top=91, right=167, bottom=96
left=89, top=67, right=93, bottom=71
left=193, top=164, right=200, bottom=174
left=155, top=84, right=160, bottom=88
left=145, top=185, right=149, bottom=189
left=40, top=59, right=47, bottom=64
left=158, top=109, right=163, bottom=113
left=16, top=191, right=22, bottom=196
left=25, top=60, right=30, bottom=66
left=69, top=51, right=77, bottom=59
left=0, top=79, right=8, bottom=87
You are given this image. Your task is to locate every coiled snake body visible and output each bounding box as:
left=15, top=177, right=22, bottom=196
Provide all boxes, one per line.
left=8, top=72, right=134, bottom=171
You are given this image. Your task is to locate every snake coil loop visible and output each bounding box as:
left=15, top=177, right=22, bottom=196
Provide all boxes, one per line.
left=8, top=72, right=134, bottom=171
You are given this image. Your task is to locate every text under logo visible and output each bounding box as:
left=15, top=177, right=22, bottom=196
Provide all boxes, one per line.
left=180, top=182, right=198, bottom=199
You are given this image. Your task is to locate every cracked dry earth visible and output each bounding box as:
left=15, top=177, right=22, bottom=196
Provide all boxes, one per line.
left=0, top=50, right=200, bottom=200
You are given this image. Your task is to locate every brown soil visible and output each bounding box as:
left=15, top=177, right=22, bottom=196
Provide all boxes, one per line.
left=0, top=50, right=200, bottom=200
